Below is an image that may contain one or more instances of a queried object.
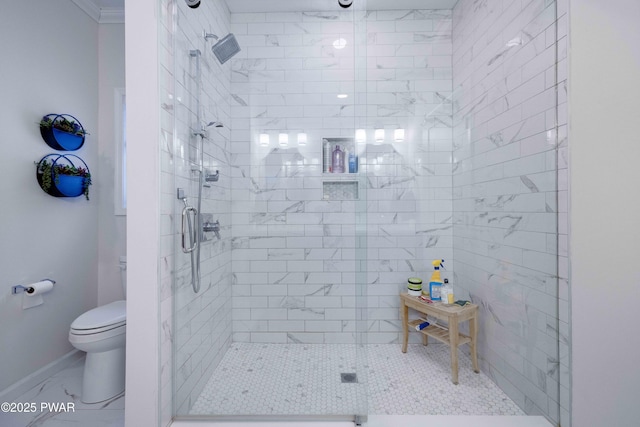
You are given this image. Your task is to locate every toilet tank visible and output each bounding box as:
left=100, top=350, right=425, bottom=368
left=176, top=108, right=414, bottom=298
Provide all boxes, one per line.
left=119, top=256, right=127, bottom=298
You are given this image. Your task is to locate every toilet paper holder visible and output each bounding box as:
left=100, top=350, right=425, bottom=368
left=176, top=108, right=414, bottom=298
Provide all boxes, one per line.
left=12, top=279, right=56, bottom=294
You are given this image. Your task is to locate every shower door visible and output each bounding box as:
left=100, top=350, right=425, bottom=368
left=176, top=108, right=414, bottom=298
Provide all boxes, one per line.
left=168, top=0, right=370, bottom=422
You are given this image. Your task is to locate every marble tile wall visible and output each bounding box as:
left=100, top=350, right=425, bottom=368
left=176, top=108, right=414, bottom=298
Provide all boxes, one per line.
left=229, top=9, right=454, bottom=344
left=158, top=0, right=234, bottom=422
left=451, top=0, right=568, bottom=426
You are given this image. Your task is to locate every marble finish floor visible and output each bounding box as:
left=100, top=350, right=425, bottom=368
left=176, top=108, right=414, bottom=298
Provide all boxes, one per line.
left=191, top=343, right=524, bottom=417
left=0, top=356, right=124, bottom=427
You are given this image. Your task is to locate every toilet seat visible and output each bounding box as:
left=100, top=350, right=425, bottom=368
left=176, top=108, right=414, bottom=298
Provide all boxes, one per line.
left=70, top=300, right=126, bottom=333
left=69, top=324, right=126, bottom=345
left=70, top=321, right=126, bottom=336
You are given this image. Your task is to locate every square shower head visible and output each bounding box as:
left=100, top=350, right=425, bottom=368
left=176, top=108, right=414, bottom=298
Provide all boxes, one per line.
left=212, top=33, right=241, bottom=65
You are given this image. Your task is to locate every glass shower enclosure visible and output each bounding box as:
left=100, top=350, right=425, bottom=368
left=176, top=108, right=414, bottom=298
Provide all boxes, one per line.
left=158, top=0, right=567, bottom=425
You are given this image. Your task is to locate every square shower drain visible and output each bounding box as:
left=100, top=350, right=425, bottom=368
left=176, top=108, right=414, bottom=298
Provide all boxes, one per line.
left=340, top=373, right=358, bottom=383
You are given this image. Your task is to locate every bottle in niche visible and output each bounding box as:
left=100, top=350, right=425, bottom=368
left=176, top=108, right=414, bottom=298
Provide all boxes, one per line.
left=344, top=148, right=349, bottom=173
left=348, top=152, right=357, bottom=173
left=323, top=140, right=332, bottom=173
left=332, top=145, right=345, bottom=173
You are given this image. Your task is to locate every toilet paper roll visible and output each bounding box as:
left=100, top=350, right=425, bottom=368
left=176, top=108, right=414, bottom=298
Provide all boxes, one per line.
left=25, top=280, right=54, bottom=296
left=22, top=280, right=54, bottom=310
left=23, top=294, right=44, bottom=309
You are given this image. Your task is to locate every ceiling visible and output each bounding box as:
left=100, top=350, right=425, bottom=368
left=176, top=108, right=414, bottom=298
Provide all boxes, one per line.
left=225, top=0, right=458, bottom=13
left=94, top=0, right=458, bottom=13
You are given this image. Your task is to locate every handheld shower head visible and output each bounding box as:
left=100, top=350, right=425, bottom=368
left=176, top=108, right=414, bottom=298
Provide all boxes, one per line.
left=193, top=121, right=223, bottom=138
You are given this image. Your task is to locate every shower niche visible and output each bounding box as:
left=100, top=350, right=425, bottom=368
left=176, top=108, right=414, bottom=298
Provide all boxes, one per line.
left=322, top=137, right=360, bottom=200
left=322, top=180, right=359, bottom=200
left=322, top=137, right=358, bottom=175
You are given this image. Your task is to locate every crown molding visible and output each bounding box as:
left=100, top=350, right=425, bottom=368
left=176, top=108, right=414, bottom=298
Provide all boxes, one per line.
left=71, top=0, right=124, bottom=24
left=99, top=7, right=125, bottom=24
left=71, top=0, right=101, bottom=22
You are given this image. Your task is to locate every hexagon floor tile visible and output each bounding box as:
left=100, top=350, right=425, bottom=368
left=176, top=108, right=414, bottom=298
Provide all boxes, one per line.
left=190, top=343, right=524, bottom=416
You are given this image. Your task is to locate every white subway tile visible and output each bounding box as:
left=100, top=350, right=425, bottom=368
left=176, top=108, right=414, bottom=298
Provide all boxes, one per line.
left=231, top=13, right=266, bottom=24
left=247, top=22, right=284, bottom=34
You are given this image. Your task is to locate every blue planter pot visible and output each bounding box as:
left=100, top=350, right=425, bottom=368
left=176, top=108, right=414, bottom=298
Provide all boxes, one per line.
left=52, top=128, right=84, bottom=151
left=35, top=154, right=91, bottom=200
left=39, top=114, right=86, bottom=151
left=55, top=175, right=85, bottom=197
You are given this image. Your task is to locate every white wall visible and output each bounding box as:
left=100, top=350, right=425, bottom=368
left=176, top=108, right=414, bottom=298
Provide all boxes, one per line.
left=569, top=0, right=640, bottom=426
left=97, top=23, right=126, bottom=305
left=0, top=1, right=99, bottom=391
left=124, top=0, right=161, bottom=425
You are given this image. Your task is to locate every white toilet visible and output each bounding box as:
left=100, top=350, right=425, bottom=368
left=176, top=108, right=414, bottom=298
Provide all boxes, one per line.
left=69, top=257, right=127, bottom=403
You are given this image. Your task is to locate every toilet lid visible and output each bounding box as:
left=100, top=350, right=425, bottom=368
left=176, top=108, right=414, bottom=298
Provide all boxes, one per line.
left=71, top=300, right=126, bottom=330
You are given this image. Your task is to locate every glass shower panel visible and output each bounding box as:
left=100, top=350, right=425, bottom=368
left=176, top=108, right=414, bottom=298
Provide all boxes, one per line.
left=170, top=0, right=370, bottom=421
left=451, top=0, right=564, bottom=424
left=222, top=2, right=369, bottom=419
left=169, top=0, right=235, bottom=418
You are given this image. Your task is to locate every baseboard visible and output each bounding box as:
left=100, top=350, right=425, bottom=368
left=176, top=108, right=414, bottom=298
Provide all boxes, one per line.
left=0, top=350, right=83, bottom=401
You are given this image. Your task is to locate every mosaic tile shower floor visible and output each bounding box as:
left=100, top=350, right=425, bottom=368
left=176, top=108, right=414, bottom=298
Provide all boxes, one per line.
left=191, top=343, right=524, bottom=416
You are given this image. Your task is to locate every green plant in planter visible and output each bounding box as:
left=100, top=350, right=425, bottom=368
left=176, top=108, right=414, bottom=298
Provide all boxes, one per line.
left=37, top=159, right=92, bottom=200
left=39, top=116, right=89, bottom=136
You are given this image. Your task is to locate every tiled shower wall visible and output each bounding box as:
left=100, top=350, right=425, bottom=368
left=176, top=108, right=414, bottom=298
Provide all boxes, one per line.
left=158, top=0, right=234, bottom=422
left=451, top=0, right=568, bottom=425
left=229, top=9, right=454, bottom=344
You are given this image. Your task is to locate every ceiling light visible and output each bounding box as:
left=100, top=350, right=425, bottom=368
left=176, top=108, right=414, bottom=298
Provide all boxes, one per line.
left=506, top=37, right=523, bottom=47
left=375, top=128, right=385, bottom=143
left=337, top=94, right=348, bottom=99
left=333, top=38, right=347, bottom=49
left=259, top=133, right=269, bottom=146
left=394, top=128, right=405, bottom=142
left=297, top=133, right=307, bottom=145
left=355, top=129, right=366, bottom=143
left=279, top=133, right=289, bottom=146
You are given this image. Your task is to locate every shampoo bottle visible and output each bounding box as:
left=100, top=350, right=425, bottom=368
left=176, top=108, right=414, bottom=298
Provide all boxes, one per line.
left=428, top=259, right=444, bottom=301
left=332, top=145, right=345, bottom=173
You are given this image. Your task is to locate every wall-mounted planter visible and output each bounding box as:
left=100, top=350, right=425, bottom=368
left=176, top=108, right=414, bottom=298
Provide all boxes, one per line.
left=39, top=114, right=87, bottom=151
left=35, top=154, right=92, bottom=200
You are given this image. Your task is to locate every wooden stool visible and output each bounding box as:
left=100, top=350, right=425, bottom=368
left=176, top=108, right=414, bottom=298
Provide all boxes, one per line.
left=400, top=292, right=479, bottom=384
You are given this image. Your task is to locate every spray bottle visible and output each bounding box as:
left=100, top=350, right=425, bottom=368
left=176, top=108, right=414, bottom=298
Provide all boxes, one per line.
left=428, top=259, right=444, bottom=301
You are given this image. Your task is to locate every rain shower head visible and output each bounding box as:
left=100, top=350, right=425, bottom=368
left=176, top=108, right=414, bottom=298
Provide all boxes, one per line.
left=203, top=31, right=241, bottom=64
left=209, top=33, right=241, bottom=65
